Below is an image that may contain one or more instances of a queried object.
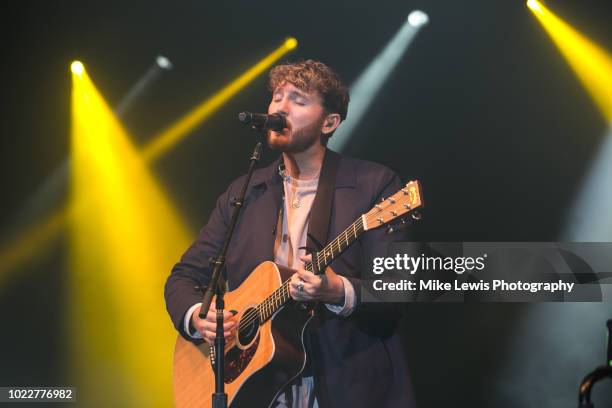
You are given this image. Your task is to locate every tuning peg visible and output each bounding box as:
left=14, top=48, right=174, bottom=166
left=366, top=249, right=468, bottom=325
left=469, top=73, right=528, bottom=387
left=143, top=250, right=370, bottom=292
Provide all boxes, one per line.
left=411, top=211, right=423, bottom=220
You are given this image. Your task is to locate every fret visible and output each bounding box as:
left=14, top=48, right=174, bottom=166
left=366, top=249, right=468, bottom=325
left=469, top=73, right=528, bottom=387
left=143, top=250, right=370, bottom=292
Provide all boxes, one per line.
left=344, top=230, right=349, bottom=247
left=353, top=222, right=357, bottom=238
left=261, top=302, right=265, bottom=321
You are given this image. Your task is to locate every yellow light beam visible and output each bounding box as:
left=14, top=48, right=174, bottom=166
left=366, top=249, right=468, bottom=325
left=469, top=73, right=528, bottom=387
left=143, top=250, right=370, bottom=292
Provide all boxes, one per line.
left=0, top=211, right=64, bottom=290
left=141, top=37, right=298, bottom=162
left=0, top=37, right=297, bottom=287
left=527, top=0, right=612, bottom=120
left=69, top=66, right=192, bottom=407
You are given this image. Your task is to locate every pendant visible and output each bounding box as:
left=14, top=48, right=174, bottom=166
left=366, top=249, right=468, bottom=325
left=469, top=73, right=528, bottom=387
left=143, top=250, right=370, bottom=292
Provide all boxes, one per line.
left=292, top=198, right=301, bottom=209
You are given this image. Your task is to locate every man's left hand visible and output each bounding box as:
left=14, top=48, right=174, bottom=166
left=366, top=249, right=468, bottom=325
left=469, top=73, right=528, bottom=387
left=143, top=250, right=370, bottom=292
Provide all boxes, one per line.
left=289, top=254, right=345, bottom=305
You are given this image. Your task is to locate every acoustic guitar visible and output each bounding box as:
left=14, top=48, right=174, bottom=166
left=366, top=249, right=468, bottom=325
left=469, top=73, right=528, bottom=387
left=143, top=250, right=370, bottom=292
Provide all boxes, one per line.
left=173, top=180, right=423, bottom=407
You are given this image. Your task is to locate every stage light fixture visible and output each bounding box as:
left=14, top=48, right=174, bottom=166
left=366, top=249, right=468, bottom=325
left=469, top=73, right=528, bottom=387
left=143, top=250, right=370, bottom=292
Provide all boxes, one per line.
left=71, top=61, right=84, bottom=76
left=156, top=55, right=173, bottom=70
left=407, top=10, right=429, bottom=27
left=526, top=0, right=543, bottom=14
left=285, top=37, right=298, bottom=50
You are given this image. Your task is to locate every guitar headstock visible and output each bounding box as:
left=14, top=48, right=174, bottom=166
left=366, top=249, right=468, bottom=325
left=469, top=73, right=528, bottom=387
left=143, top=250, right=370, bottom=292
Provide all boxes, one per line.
left=363, top=180, right=423, bottom=231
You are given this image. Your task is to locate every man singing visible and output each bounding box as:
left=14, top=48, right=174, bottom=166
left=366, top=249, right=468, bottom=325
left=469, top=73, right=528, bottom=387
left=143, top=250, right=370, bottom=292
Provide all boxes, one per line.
left=165, top=60, right=416, bottom=407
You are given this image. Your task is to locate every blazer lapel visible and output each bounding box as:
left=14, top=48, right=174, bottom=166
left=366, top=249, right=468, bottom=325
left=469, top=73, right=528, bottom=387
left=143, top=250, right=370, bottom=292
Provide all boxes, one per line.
left=306, top=149, right=340, bottom=252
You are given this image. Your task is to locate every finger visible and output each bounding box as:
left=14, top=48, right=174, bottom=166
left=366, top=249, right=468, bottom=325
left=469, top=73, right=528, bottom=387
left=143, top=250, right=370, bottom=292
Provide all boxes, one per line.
left=296, top=268, right=319, bottom=284
left=289, top=286, right=304, bottom=301
left=289, top=281, right=303, bottom=300
left=200, top=319, right=236, bottom=333
left=207, top=300, right=236, bottom=315
left=299, top=254, right=312, bottom=263
left=290, top=273, right=302, bottom=286
left=205, top=309, right=236, bottom=323
left=202, top=330, right=234, bottom=343
left=291, top=273, right=308, bottom=292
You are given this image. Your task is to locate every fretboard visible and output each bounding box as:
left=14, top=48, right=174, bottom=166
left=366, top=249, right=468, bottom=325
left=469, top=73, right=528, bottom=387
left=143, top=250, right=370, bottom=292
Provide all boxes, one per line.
left=257, top=215, right=366, bottom=323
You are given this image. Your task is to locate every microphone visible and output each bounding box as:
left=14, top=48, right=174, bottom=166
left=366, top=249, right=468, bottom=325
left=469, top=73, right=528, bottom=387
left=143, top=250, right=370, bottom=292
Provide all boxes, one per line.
left=238, top=112, right=286, bottom=132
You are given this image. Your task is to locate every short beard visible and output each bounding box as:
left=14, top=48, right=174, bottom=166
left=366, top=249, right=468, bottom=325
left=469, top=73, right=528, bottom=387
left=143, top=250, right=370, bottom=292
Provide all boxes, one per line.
left=267, top=119, right=324, bottom=154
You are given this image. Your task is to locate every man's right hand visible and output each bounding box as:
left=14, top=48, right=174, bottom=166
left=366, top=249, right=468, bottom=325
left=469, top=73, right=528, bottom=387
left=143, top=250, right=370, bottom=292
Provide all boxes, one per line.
left=191, top=301, right=237, bottom=344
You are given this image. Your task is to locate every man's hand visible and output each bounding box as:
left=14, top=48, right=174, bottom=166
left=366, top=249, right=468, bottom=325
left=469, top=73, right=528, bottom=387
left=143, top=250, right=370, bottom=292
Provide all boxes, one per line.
left=191, top=300, right=237, bottom=344
left=289, top=254, right=345, bottom=305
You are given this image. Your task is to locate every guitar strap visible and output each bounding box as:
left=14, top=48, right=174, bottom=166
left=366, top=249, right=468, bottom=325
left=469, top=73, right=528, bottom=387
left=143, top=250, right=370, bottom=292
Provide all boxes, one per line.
left=306, top=149, right=339, bottom=257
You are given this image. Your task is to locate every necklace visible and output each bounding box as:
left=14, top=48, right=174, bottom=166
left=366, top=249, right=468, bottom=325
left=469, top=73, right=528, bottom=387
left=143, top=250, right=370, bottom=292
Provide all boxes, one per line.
left=279, top=163, right=301, bottom=208
left=291, top=194, right=301, bottom=209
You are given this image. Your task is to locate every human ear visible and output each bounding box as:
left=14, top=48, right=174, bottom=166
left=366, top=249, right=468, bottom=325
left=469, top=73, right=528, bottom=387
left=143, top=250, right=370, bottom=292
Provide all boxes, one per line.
left=321, top=113, right=341, bottom=135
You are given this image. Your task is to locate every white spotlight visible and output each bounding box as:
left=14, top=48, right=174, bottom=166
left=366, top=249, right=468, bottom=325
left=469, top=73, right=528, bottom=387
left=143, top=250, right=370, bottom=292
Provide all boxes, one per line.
left=407, top=10, right=429, bottom=27
left=156, top=55, right=173, bottom=70
left=329, top=13, right=428, bottom=152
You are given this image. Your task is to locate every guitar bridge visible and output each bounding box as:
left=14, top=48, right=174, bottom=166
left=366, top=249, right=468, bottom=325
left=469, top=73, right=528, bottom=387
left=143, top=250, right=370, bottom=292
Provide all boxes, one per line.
left=209, top=344, right=216, bottom=369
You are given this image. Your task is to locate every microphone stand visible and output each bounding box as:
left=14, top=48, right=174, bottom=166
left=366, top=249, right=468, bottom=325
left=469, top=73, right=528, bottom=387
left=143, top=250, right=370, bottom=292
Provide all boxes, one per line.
left=199, top=137, right=264, bottom=408
left=578, top=320, right=612, bottom=408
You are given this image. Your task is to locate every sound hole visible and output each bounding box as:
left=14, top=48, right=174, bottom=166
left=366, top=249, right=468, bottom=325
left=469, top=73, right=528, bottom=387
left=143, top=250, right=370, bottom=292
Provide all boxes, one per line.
left=237, top=306, right=260, bottom=346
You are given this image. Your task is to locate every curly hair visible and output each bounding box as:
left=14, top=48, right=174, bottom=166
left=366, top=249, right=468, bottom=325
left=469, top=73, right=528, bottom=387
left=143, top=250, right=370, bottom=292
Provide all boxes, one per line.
left=268, top=60, right=350, bottom=121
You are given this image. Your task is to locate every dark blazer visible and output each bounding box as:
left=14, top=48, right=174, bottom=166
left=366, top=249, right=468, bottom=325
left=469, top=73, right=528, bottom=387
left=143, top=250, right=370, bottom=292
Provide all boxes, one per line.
left=165, top=149, right=416, bottom=408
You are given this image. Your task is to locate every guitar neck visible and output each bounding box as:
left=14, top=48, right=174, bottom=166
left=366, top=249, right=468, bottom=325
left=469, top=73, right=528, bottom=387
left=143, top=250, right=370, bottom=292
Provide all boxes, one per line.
left=258, top=216, right=366, bottom=322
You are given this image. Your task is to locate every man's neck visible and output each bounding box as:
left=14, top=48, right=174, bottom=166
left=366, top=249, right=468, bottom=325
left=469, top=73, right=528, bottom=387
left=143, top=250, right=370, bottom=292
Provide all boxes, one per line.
left=282, top=145, right=325, bottom=180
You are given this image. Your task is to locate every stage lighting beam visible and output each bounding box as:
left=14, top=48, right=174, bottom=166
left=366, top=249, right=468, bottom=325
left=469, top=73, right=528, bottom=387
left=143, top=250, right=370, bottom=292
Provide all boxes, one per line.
left=141, top=37, right=298, bottom=162
left=527, top=0, right=612, bottom=120
left=69, top=67, right=192, bottom=406
left=329, top=15, right=427, bottom=152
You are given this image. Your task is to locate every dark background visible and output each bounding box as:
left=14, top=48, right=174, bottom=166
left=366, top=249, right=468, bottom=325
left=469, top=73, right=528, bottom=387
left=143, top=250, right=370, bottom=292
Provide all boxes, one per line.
left=1, top=0, right=611, bottom=406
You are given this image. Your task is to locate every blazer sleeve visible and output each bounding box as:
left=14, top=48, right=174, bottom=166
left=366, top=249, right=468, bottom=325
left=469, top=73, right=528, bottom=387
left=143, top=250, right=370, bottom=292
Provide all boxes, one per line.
left=164, top=185, right=232, bottom=340
left=341, top=167, right=420, bottom=320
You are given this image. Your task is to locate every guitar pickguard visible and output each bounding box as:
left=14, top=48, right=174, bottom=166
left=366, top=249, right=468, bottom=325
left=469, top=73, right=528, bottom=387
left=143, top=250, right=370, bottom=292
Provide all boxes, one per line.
left=212, top=334, right=260, bottom=384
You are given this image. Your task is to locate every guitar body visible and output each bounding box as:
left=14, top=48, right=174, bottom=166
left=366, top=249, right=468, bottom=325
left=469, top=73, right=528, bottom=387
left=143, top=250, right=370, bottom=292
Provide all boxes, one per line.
left=173, top=261, right=313, bottom=408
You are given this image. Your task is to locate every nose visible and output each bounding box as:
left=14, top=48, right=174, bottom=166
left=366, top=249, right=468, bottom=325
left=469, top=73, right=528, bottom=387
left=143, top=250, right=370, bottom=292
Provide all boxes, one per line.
left=272, top=97, right=290, bottom=117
